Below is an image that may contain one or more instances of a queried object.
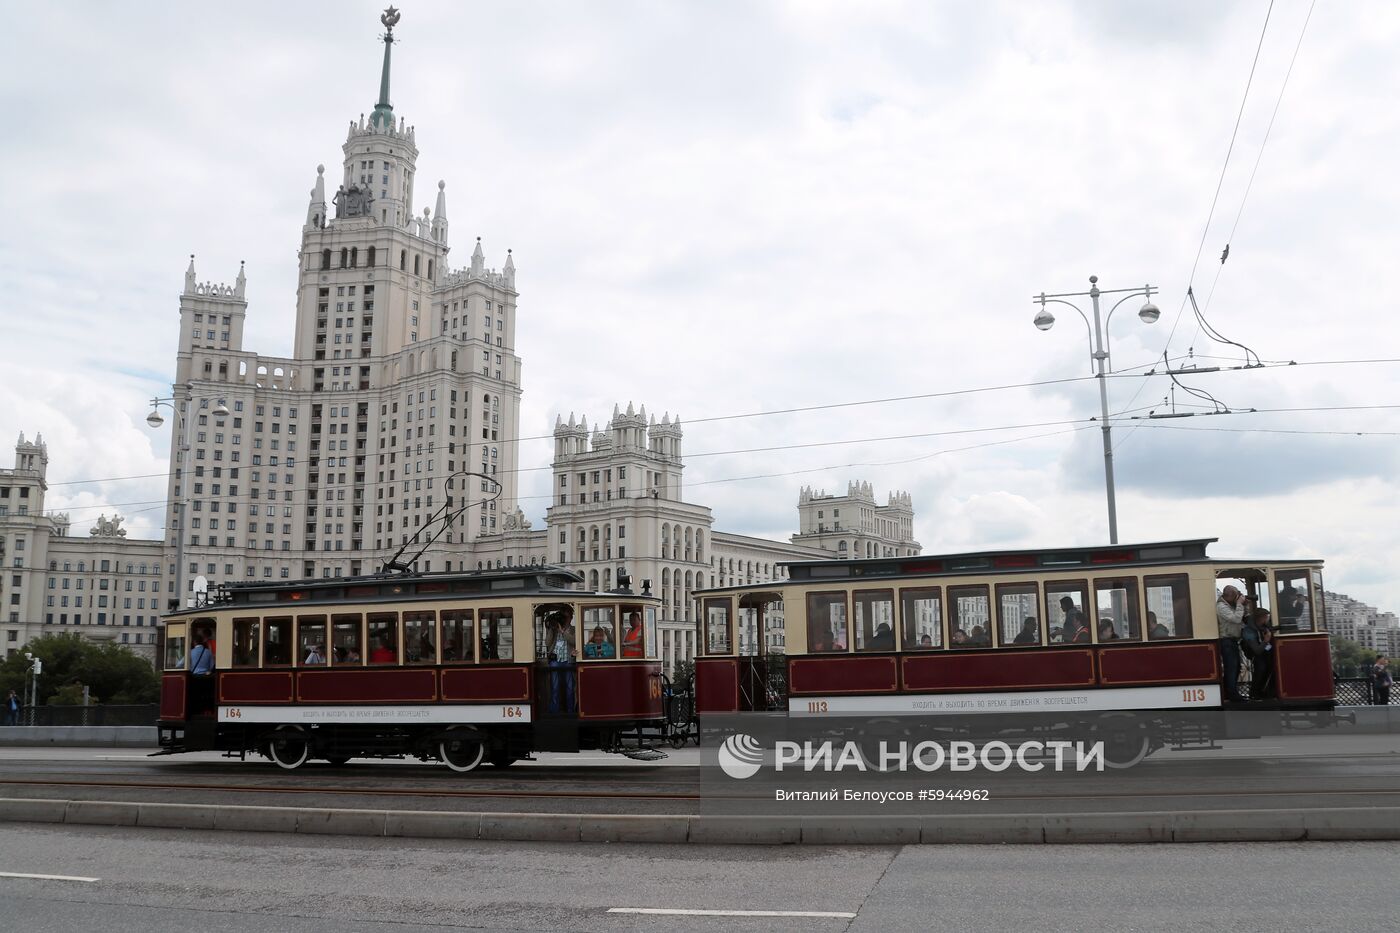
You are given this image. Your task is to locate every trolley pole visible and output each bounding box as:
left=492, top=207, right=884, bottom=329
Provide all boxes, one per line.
left=1032, top=276, right=1160, bottom=545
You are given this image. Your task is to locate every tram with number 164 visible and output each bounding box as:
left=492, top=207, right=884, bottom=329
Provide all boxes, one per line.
left=157, top=567, right=666, bottom=770
left=694, top=539, right=1334, bottom=763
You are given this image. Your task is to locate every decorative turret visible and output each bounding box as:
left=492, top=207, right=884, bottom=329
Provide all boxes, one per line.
left=235, top=260, right=246, bottom=298
left=470, top=237, right=485, bottom=275
left=184, top=254, right=197, bottom=293
left=341, top=7, right=418, bottom=228
left=503, top=249, right=515, bottom=288
left=431, top=180, right=448, bottom=244
left=306, top=164, right=327, bottom=229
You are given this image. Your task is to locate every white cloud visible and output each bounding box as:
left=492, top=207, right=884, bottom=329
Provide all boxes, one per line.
left=2, top=0, right=1397, bottom=611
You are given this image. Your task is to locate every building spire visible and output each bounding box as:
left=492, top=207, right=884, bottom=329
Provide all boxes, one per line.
left=370, top=7, right=401, bottom=132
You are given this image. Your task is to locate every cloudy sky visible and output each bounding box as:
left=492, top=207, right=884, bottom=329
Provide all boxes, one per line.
left=3, top=1, right=1398, bottom=611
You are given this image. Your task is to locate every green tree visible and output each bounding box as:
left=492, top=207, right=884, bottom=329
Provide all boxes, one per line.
left=1330, top=635, right=1378, bottom=678
left=671, top=659, right=695, bottom=694
left=0, top=634, right=158, bottom=705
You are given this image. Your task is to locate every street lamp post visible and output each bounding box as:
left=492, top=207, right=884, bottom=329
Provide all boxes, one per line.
left=1032, top=275, right=1159, bottom=545
left=146, top=390, right=228, bottom=611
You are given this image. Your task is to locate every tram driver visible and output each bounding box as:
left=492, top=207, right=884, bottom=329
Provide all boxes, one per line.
left=622, top=611, right=645, bottom=658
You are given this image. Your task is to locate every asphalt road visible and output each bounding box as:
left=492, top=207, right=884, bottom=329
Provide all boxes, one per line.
left=1, top=822, right=1398, bottom=932
left=2, top=726, right=1400, bottom=817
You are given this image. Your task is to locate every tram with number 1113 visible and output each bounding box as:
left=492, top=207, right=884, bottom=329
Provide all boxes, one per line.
left=693, top=538, right=1334, bottom=762
left=157, top=567, right=666, bottom=770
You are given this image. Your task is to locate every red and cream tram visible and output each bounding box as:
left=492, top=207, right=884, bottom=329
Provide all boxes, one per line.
left=157, top=567, right=664, bottom=770
left=694, top=539, right=1334, bottom=721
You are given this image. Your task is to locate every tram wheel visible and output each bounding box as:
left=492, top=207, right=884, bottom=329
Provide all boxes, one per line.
left=1095, top=719, right=1152, bottom=770
left=487, top=748, right=516, bottom=768
left=266, top=725, right=310, bottom=770
left=322, top=756, right=352, bottom=766
left=440, top=730, right=486, bottom=773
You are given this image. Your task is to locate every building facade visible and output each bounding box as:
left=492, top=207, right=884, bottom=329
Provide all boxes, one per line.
left=148, top=13, right=919, bottom=673
left=792, top=482, right=920, bottom=558
left=162, top=17, right=521, bottom=605
left=0, top=435, right=164, bottom=660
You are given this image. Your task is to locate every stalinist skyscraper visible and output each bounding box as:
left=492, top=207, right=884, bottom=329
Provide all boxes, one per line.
left=164, top=9, right=522, bottom=602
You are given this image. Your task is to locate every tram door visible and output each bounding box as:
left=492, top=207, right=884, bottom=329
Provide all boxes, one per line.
left=532, top=604, right=580, bottom=750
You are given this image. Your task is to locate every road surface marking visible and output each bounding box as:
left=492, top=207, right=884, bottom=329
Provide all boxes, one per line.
left=0, top=871, right=99, bottom=883
left=609, top=908, right=856, bottom=919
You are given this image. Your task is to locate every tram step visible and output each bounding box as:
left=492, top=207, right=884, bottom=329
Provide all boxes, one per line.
left=618, top=747, right=668, bottom=762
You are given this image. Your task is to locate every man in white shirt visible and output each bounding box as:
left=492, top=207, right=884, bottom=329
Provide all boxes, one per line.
left=1216, top=586, right=1251, bottom=702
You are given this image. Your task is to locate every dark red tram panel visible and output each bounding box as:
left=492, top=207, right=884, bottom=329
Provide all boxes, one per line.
left=1098, top=643, right=1218, bottom=686
left=219, top=671, right=294, bottom=704
left=297, top=669, right=438, bottom=704
left=160, top=674, right=186, bottom=720
left=578, top=663, right=664, bottom=720
left=902, top=649, right=1095, bottom=693
left=440, top=666, right=532, bottom=703
left=696, top=659, right=740, bottom=713
left=1275, top=634, right=1333, bottom=700
left=788, top=656, right=898, bottom=695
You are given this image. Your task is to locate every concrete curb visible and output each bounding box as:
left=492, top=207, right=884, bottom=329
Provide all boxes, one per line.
left=0, top=726, right=156, bottom=747
left=4, top=798, right=1400, bottom=844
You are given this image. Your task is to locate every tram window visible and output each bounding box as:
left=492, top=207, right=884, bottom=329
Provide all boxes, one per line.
left=480, top=608, right=514, bottom=661
left=704, top=598, right=734, bottom=655
left=440, top=610, right=474, bottom=662
left=996, top=583, right=1041, bottom=648
left=368, top=612, right=399, bottom=664
left=404, top=611, right=438, bottom=663
left=1274, top=569, right=1313, bottom=633
left=534, top=604, right=577, bottom=662
left=1046, top=581, right=1090, bottom=644
left=1311, top=570, right=1326, bottom=631
left=297, top=615, right=327, bottom=665
left=645, top=607, right=659, bottom=660
left=1093, top=578, right=1142, bottom=642
left=900, top=588, right=943, bottom=650
left=619, top=605, right=645, bottom=658
left=331, top=613, right=363, bottom=664
left=582, top=606, right=617, bottom=659
left=1216, top=570, right=1271, bottom=617
left=263, top=616, right=293, bottom=666
left=231, top=617, right=260, bottom=667
left=164, top=624, right=187, bottom=670
left=805, top=592, right=847, bottom=653
left=947, top=586, right=991, bottom=648
left=853, top=589, right=895, bottom=652
left=1144, top=574, right=1192, bottom=640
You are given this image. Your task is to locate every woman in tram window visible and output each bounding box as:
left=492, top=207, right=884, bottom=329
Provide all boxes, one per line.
left=584, top=626, right=615, bottom=659
left=621, top=611, right=644, bottom=658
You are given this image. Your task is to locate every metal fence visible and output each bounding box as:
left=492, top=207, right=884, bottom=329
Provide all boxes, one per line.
left=17, top=704, right=158, bottom=727
left=1334, top=677, right=1390, bottom=706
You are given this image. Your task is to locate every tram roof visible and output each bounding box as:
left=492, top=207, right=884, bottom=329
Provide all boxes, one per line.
left=697, top=537, right=1324, bottom=594
left=162, top=565, right=658, bottom=617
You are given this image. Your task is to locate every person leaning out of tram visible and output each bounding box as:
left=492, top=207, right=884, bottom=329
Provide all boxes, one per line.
left=1216, top=585, right=1252, bottom=702
left=1240, top=607, right=1275, bottom=700
left=622, top=611, right=644, bottom=658
left=584, top=626, right=615, bottom=659
left=546, top=610, right=577, bottom=714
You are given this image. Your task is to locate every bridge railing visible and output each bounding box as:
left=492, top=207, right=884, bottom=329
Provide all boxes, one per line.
left=15, top=705, right=158, bottom=728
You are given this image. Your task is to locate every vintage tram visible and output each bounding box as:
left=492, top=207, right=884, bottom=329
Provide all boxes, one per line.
left=157, top=566, right=665, bottom=770
left=694, top=538, right=1334, bottom=759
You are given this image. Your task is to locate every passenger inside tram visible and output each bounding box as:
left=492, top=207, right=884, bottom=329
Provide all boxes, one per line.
left=869, top=622, right=895, bottom=651
left=1013, top=617, right=1039, bottom=645
left=584, top=626, right=616, bottom=659
left=950, top=628, right=968, bottom=646
left=1098, top=620, right=1119, bottom=641
left=967, top=626, right=990, bottom=647
left=622, top=611, right=644, bottom=658
left=1148, top=611, right=1170, bottom=639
